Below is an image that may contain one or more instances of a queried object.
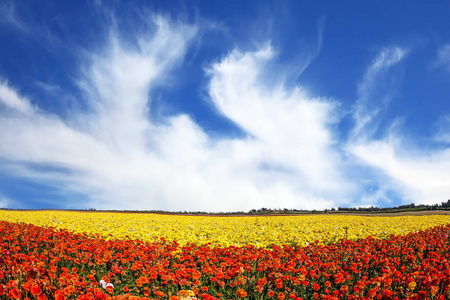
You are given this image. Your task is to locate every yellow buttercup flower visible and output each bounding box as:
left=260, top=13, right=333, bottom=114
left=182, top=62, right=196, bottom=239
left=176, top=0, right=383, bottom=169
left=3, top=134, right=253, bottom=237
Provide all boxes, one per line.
left=0, top=210, right=449, bottom=248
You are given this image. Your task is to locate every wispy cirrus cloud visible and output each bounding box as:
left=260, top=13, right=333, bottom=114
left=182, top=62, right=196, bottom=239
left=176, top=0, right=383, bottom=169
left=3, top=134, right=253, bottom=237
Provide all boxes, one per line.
left=0, top=195, right=11, bottom=208
left=0, top=12, right=355, bottom=211
left=434, top=44, right=450, bottom=72
left=0, top=14, right=199, bottom=210
left=352, top=47, right=408, bottom=139
left=0, top=1, right=26, bottom=31
left=348, top=136, right=450, bottom=205
left=434, top=115, right=450, bottom=144
left=2, top=4, right=450, bottom=212
left=348, top=46, right=450, bottom=206
left=0, top=80, right=36, bottom=115
left=207, top=45, right=353, bottom=202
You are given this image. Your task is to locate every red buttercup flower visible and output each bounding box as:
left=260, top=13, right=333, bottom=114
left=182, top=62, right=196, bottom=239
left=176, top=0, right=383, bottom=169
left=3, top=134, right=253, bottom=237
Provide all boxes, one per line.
left=31, top=284, right=42, bottom=295
left=10, top=288, right=21, bottom=299
left=55, top=290, right=66, bottom=300
left=3, top=217, right=450, bottom=300
left=37, top=294, right=48, bottom=300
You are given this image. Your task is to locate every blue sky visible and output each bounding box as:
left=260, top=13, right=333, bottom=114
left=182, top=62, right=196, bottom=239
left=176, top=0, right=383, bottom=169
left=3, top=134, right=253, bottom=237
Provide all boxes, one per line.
left=0, top=1, right=450, bottom=212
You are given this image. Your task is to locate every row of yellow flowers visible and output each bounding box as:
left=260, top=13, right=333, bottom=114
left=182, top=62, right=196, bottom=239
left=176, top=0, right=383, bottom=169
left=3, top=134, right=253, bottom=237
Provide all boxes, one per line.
left=1, top=210, right=449, bottom=248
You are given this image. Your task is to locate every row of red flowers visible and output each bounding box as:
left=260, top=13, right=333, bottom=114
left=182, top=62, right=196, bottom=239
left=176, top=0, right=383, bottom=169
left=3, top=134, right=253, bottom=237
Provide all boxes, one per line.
left=1, top=220, right=450, bottom=300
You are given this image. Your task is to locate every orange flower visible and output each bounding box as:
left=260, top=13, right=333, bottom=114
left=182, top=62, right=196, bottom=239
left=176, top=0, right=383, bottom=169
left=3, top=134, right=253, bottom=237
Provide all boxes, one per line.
left=277, top=292, right=285, bottom=300
left=236, top=289, right=247, bottom=297
left=155, top=291, right=165, bottom=298
left=106, top=286, right=114, bottom=294
left=102, top=251, right=112, bottom=262
left=431, top=285, right=439, bottom=296
left=268, top=290, right=275, bottom=297
left=192, top=270, right=202, bottom=280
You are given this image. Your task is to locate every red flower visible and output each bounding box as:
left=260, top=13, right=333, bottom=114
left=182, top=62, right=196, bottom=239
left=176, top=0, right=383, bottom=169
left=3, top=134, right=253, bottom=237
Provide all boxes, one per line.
left=37, top=294, right=48, bottom=300
left=10, top=288, right=21, bottom=299
left=31, top=284, right=42, bottom=295
left=55, top=290, right=66, bottom=300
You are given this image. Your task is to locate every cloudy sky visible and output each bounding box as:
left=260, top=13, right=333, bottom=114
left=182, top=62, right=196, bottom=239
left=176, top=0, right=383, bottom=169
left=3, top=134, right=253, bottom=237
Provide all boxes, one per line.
left=0, top=1, right=449, bottom=212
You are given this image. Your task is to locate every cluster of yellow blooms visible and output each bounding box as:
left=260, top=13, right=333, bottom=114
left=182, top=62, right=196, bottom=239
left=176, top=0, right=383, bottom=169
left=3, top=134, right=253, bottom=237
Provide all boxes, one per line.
left=1, top=210, right=449, bottom=248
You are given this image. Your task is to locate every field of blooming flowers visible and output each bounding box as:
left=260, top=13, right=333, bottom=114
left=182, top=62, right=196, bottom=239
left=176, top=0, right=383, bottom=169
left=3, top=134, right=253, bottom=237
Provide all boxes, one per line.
left=1, top=211, right=450, bottom=248
left=1, top=211, right=450, bottom=300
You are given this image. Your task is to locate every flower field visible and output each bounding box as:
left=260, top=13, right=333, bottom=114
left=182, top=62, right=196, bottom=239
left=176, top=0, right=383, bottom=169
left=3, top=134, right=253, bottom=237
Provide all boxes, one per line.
left=1, top=211, right=450, bottom=248
left=1, top=212, right=450, bottom=300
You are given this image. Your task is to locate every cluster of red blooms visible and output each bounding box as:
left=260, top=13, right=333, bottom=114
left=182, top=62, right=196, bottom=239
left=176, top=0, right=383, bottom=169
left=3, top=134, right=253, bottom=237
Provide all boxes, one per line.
left=1, top=221, right=450, bottom=300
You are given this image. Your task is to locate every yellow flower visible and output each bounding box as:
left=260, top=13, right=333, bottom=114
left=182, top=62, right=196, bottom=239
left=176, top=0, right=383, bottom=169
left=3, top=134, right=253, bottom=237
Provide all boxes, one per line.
left=178, top=289, right=195, bottom=300
left=1, top=210, right=449, bottom=248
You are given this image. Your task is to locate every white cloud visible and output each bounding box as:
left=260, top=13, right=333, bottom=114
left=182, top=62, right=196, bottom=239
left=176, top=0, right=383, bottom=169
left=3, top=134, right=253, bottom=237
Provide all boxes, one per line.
left=352, top=47, right=408, bottom=138
left=434, top=115, right=450, bottom=143
left=3, top=12, right=449, bottom=212
left=0, top=15, right=356, bottom=212
left=0, top=195, right=10, bottom=208
left=348, top=47, right=450, bottom=206
left=349, top=137, right=450, bottom=205
left=435, top=44, right=450, bottom=71
left=78, top=15, right=198, bottom=155
left=358, top=185, right=392, bottom=208
left=207, top=46, right=352, bottom=200
left=0, top=1, right=26, bottom=31
left=0, top=80, right=36, bottom=115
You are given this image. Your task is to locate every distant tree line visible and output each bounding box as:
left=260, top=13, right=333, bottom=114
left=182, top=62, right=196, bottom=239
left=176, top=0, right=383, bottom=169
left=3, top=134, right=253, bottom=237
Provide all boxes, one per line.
left=247, top=200, right=450, bottom=215
left=335, top=200, right=450, bottom=212
left=3, top=200, right=450, bottom=215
